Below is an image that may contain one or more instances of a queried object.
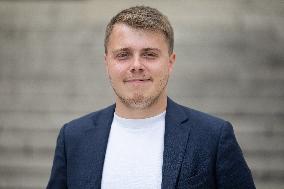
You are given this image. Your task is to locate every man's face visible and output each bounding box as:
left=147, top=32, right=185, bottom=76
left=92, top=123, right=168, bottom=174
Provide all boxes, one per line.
left=105, top=23, right=175, bottom=109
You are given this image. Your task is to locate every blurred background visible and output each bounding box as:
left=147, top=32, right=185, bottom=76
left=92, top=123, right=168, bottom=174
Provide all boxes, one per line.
left=0, top=0, right=283, bottom=188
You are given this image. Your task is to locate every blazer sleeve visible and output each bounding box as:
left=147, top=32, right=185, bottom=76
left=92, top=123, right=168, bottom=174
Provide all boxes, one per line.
left=46, top=125, right=68, bottom=189
left=216, top=122, right=256, bottom=189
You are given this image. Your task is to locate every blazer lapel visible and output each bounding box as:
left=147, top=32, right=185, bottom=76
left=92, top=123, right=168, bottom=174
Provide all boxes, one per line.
left=80, top=99, right=191, bottom=189
left=84, top=104, right=115, bottom=189
left=162, top=98, right=192, bottom=189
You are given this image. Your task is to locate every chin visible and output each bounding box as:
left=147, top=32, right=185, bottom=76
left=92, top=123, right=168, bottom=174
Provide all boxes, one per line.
left=119, top=93, right=159, bottom=109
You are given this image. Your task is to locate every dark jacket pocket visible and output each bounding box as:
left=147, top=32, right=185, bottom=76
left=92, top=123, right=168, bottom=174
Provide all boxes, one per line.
left=187, top=171, right=208, bottom=187
left=178, top=170, right=209, bottom=188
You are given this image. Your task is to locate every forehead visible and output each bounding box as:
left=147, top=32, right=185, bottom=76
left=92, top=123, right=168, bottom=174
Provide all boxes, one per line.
left=108, top=24, right=168, bottom=51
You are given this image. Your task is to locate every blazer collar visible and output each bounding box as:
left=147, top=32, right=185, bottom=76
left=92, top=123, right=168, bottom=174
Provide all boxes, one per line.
left=85, top=104, right=115, bottom=188
left=86, top=98, right=191, bottom=189
left=162, top=97, right=191, bottom=189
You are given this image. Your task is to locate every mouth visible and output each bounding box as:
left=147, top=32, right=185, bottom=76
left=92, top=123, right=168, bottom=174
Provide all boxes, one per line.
left=124, top=78, right=152, bottom=84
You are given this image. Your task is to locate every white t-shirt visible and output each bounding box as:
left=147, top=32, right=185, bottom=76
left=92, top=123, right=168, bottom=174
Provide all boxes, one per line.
left=101, top=111, right=166, bottom=189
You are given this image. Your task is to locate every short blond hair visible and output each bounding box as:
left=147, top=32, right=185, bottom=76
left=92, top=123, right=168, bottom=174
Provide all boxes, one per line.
left=104, top=6, right=174, bottom=54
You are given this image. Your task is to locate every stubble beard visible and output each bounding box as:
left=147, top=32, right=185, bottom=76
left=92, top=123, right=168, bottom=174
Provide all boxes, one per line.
left=111, top=75, right=169, bottom=110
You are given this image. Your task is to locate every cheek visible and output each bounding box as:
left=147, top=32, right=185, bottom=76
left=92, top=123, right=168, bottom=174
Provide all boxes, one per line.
left=153, top=64, right=170, bottom=77
left=108, top=65, right=126, bottom=80
left=155, top=67, right=170, bottom=85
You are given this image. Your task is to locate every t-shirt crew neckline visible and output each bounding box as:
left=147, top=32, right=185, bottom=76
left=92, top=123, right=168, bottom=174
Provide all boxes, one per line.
left=113, top=111, right=166, bottom=130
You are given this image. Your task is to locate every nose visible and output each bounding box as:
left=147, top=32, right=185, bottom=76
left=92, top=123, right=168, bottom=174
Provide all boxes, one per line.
left=130, top=56, right=144, bottom=73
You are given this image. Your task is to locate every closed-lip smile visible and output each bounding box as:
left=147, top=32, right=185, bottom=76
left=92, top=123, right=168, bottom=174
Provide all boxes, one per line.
left=124, top=78, right=152, bottom=83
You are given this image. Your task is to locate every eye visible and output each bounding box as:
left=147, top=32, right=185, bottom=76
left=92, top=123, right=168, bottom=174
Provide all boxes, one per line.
left=143, top=52, right=158, bottom=59
left=116, top=52, right=130, bottom=60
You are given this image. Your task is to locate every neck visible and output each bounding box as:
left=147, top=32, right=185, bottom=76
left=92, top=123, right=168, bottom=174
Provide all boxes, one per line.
left=115, top=94, right=167, bottom=119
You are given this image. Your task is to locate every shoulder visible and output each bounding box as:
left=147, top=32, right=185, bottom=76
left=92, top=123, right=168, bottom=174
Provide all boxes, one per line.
left=183, top=104, right=227, bottom=128
left=61, top=104, right=115, bottom=134
left=170, top=100, right=238, bottom=161
left=169, top=98, right=228, bottom=129
left=169, top=99, right=231, bottom=140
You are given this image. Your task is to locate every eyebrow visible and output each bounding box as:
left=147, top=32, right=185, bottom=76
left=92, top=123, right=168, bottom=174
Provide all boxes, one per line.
left=111, top=48, right=130, bottom=54
left=142, top=48, right=161, bottom=53
left=111, top=48, right=161, bottom=54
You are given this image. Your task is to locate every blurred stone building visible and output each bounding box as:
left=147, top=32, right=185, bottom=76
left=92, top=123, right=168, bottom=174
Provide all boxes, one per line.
left=0, top=0, right=283, bottom=188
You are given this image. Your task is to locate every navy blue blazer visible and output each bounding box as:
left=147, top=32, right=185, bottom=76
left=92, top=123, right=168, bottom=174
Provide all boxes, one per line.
left=47, top=98, right=255, bottom=189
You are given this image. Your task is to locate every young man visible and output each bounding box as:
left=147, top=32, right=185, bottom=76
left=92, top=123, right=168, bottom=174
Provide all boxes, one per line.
left=47, top=6, right=256, bottom=189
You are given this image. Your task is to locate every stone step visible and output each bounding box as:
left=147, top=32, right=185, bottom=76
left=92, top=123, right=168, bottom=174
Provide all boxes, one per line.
left=0, top=111, right=88, bottom=131
left=0, top=151, right=50, bottom=189
left=1, top=108, right=283, bottom=137
left=0, top=170, right=47, bottom=189
left=1, top=95, right=283, bottom=115
left=173, top=96, right=284, bottom=115
left=247, top=156, right=284, bottom=180
left=255, top=181, right=284, bottom=189
left=228, top=117, right=284, bottom=135
left=1, top=42, right=283, bottom=82
left=237, top=134, right=284, bottom=154
left=0, top=125, right=283, bottom=155
left=0, top=1, right=283, bottom=189
left=1, top=73, right=283, bottom=97
left=1, top=111, right=284, bottom=136
left=0, top=147, right=283, bottom=189
left=169, top=79, right=284, bottom=98
left=0, top=0, right=282, bottom=30
left=0, top=123, right=283, bottom=151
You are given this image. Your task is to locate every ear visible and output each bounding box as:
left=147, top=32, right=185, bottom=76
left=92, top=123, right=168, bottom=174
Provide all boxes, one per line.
left=104, top=53, right=107, bottom=66
left=168, top=52, right=176, bottom=73
left=104, top=53, right=109, bottom=75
